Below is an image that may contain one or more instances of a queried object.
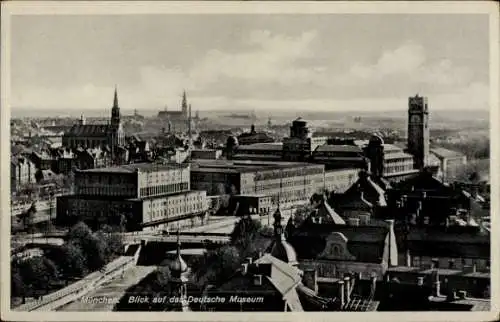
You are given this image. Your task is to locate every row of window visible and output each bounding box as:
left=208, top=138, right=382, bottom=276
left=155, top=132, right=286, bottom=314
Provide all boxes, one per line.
left=385, top=164, right=414, bottom=175
left=77, top=174, right=133, bottom=185
left=139, top=183, right=189, bottom=197
left=75, top=186, right=136, bottom=197
left=140, top=169, right=189, bottom=184
left=411, top=256, right=490, bottom=271
left=148, top=202, right=206, bottom=221
left=255, top=167, right=324, bottom=180
left=146, top=194, right=205, bottom=208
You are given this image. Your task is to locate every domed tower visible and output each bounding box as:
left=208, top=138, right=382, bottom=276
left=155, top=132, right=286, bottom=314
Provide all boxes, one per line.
left=169, top=230, right=189, bottom=311
left=270, top=204, right=298, bottom=266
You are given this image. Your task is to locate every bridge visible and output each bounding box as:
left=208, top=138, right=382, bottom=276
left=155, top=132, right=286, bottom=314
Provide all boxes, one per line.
left=12, top=231, right=231, bottom=250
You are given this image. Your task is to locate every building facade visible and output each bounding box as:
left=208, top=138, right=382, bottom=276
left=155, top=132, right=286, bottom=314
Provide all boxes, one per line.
left=190, top=160, right=360, bottom=211
left=11, top=155, right=36, bottom=193
left=57, top=162, right=206, bottom=231
left=430, top=148, right=467, bottom=182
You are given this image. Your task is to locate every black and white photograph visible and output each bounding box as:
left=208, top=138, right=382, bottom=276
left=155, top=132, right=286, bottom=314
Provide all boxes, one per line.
left=1, top=1, right=498, bottom=321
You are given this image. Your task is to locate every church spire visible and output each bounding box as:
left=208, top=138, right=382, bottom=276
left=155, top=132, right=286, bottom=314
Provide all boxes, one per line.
left=182, top=90, right=188, bottom=116
left=111, top=85, right=121, bottom=128
left=113, top=85, right=119, bottom=108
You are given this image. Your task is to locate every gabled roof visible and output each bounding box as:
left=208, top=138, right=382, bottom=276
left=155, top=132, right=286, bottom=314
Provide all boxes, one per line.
left=65, top=124, right=114, bottom=137
left=215, top=254, right=304, bottom=311
left=344, top=172, right=387, bottom=206
left=337, top=190, right=373, bottom=210
left=308, top=201, right=346, bottom=225
left=288, top=224, right=390, bottom=263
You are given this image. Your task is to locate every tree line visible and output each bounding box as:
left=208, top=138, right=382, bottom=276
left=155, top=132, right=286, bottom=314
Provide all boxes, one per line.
left=11, top=222, right=124, bottom=305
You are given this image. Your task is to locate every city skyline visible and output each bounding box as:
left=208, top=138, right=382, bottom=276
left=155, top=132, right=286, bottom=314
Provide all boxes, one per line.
left=10, top=14, right=489, bottom=113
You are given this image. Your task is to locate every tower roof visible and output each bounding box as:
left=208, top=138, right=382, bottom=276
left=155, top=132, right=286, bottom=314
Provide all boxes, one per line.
left=271, top=203, right=298, bottom=265
left=113, top=85, right=119, bottom=108
left=170, top=230, right=188, bottom=273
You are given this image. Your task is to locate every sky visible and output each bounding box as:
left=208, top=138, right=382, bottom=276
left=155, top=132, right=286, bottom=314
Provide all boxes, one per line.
left=10, top=14, right=490, bottom=114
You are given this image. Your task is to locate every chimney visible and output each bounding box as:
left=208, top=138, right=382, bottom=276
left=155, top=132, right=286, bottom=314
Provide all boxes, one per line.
left=448, top=259, right=455, bottom=269
left=348, top=217, right=360, bottom=226
left=405, top=249, right=412, bottom=267
left=457, top=290, right=467, bottom=300
left=344, top=276, right=351, bottom=304
left=385, top=219, right=398, bottom=266
left=241, top=263, right=248, bottom=275
left=302, top=269, right=318, bottom=294
left=359, top=214, right=370, bottom=225
left=258, top=251, right=263, bottom=258
left=417, top=276, right=424, bottom=286
left=432, top=271, right=441, bottom=297
left=431, top=258, right=439, bottom=269
left=337, top=280, right=345, bottom=308
left=253, top=274, right=263, bottom=286
left=246, top=257, right=253, bottom=265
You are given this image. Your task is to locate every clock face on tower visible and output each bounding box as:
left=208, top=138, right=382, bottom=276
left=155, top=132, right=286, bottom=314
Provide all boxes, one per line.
left=410, top=114, right=421, bottom=124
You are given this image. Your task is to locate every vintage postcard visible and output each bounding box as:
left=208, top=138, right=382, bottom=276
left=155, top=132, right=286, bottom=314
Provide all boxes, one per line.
left=1, top=1, right=498, bottom=322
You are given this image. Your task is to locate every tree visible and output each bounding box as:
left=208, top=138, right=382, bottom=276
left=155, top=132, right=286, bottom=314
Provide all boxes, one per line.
left=95, top=230, right=124, bottom=262
left=11, top=270, right=26, bottom=303
left=82, top=234, right=108, bottom=271
left=67, top=221, right=93, bottom=243
left=67, top=222, right=107, bottom=272
left=18, top=257, right=59, bottom=296
left=192, top=245, right=242, bottom=289
left=230, top=216, right=262, bottom=248
left=45, top=243, right=87, bottom=281
left=289, top=204, right=313, bottom=229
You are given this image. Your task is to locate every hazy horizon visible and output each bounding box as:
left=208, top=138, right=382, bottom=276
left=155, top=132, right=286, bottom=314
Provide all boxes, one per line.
left=10, top=14, right=490, bottom=113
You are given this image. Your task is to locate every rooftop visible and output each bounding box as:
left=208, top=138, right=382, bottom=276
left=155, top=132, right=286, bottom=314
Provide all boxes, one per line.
left=237, top=142, right=283, bottom=151
left=431, top=147, right=466, bottom=159
left=314, top=145, right=363, bottom=153
left=191, top=159, right=322, bottom=174
left=77, top=162, right=189, bottom=174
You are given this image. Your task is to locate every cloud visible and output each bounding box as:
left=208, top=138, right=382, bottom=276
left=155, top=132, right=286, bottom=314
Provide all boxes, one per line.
left=187, top=30, right=318, bottom=86
left=345, top=42, right=473, bottom=87
left=10, top=32, right=486, bottom=114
